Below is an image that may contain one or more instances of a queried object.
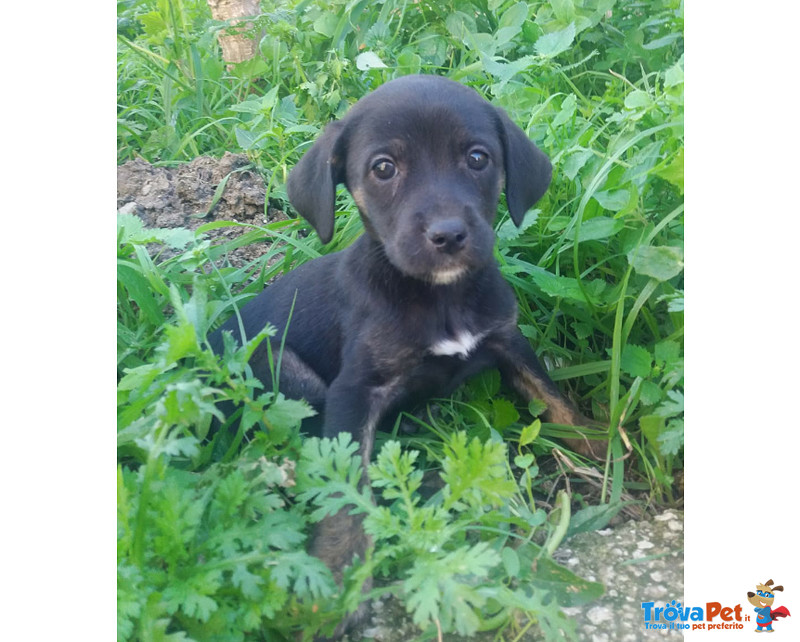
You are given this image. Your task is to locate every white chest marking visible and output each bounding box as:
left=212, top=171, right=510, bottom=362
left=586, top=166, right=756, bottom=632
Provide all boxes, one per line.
left=429, top=331, right=483, bottom=358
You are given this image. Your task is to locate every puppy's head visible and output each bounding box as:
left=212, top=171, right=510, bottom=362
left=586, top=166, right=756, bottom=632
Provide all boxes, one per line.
left=287, top=75, right=551, bottom=284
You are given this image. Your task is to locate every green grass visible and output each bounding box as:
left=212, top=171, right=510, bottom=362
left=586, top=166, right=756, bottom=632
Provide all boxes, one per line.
left=118, top=0, right=683, bottom=639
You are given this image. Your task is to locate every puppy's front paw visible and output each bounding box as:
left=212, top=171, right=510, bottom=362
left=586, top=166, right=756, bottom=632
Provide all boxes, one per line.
left=562, top=432, right=607, bottom=460
left=314, top=582, right=372, bottom=641
left=549, top=409, right=608, bottom=460
left=311, top=511, right=373, bottom=640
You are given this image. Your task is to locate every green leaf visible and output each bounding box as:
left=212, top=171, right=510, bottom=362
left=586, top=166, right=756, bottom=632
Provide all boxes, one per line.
left=466, top=368, right=501, bottom=399
left=441, top=433, right=517, bottom=510
left=445, top=11, right=476, bottom=40
left=519, top=419, right=542, bottom=446
left=654, top=339, right=681, bottom=368
left=118, top=263, right=165, bottom=326
left=229, top=98, right=267, bottom=115
left=501, top=546, right=520, bottom=577
left=628, top=245, right=684, bottom=281
left=163, top=321, right=199, bottom=363
left=549, top=0, right=575, bottom=23
left=479, top=54, right=536, bottom=84
left=655, top=147, right=684, bottom=194
left=659, top=418, right=684, bottom=455
left=561, top=148, right=594, bottom=181
left=182, top=593, right=217, bottom=622
left=313, top=11, right=339, bottom=38
left=578, top=216, right=624, bottom=241
left=620, top=344, right=652, bottom=378
left=296, top=435, right=369, bottom=522
left=405, top=542, right=500, bottom=634
left=232, top=563, right=264, bottom=600
left=495, top=2, right=528, bottom=45
left=642, top=414, right=684, bottom=455
left=523, top=554, right=604, bottom=607
left=638, top=380, right=663, bottom=407
left=640, top=414, right=665, bottom=450
left=312, top=12, right=338, bottom=37
left=355, top=51, right=387, bottom=70
left=117, top=214, right=193, bottom=250
left=404, top=566, right=441, bottom=627
left=624, top=89, right=653, bottom=109
left=162, top=572, right=222, bottom=622
left=271, top=550, right=335, bottom=600
left=234, top=127, right=260, bottom=151
left=526, top=267, right=586, bottom=302
left=117, top=212, right=144, bottom=242
left=396, top=50, right=421, bottom=74
left=158, top=228, right=195, bottom=250
left=642, top=33, right=681, bottom=50
left=214, top=469, right=249, bottom=515
left=240, top=401, right=264, bottom=433
left=499, top=1, right=529, bottom=29
left=664, top=61, right=684, bottom=88
left=655, top=390, right=684, bottom=418
left=259, top=511, right=306, bottom=550
left=263, top=394, right=316, bottom=431
left=142, top=124, right=179, bottom=159
left=552, top=93, right=577, bottom=127
left=534, top=22, right=576, bottom=58
left=528, top=398, right=548, bottom=418
left=567, top=501, right=629, bottom=538
left=592, top=189, right=631, bottom=212
left=496, top=208, right=539, bottom=240
left=514, top=453, right=535, bottom=468
left=139, top=11, right=167, bottom=43
left=492, top=398, right=519, bottom=429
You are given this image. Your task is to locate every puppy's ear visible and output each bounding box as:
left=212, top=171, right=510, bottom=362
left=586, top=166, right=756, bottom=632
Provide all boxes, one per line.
left=497, top=108, right=552, bottom=226
left=286, top=121, right=346, bottom=244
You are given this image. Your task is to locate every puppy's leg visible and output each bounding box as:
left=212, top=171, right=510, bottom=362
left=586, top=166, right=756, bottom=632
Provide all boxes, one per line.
left=246, top=339, right=328, bottom=409
left=313, top=372, right=379, bottom=571
left=309, top=423, right=374, bottom=642
left=311, top=371, right=401, bottom=638
left=491, top=328, right=606, bottom=458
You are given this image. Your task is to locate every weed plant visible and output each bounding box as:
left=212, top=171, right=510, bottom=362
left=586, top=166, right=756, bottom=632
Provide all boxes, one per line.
left=118, top=0, right=683, bottom=639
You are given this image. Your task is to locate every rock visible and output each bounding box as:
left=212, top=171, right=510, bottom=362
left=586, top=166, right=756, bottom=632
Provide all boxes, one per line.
left=555, top=509, right=684, bottom=640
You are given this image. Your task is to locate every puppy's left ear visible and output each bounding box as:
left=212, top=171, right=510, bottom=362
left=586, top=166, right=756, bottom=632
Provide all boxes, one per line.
left=497, top=108, right=552, bottom=226
left=286, top=120, right=346, bottom=244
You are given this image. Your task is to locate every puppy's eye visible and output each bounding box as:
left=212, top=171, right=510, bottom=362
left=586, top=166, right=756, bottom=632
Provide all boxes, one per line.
left=467, top=149, right=489, bottom=170
left=372, top=159, right=397, bottom=180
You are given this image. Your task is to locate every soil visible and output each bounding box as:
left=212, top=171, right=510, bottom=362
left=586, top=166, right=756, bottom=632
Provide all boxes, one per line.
left=116, top=152, right=286, bottom=268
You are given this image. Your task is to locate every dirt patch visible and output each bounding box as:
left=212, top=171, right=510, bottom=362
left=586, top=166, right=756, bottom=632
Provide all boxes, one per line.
left=117, top=152, right=288, bottom=267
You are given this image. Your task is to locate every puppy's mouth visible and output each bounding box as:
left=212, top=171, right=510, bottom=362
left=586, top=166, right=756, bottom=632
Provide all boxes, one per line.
left=386, top=247, right=476, bottom=286
left=428, top=265, right=469, bottom=285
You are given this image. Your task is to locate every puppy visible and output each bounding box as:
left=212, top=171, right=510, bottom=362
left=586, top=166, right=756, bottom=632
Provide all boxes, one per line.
left=210, top=74, right=600, bottom=633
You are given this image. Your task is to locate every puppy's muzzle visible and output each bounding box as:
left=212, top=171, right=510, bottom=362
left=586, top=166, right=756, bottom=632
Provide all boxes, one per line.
left=426, top=218, right=468, bottom=254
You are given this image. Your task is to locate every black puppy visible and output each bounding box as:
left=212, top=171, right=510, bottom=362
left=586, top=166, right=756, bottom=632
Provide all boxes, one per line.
left=211, top=74, right=597, bottom=626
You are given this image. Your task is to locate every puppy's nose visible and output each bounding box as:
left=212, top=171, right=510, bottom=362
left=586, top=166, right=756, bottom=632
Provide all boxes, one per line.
left=426, top=218, right=468, bottom=254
